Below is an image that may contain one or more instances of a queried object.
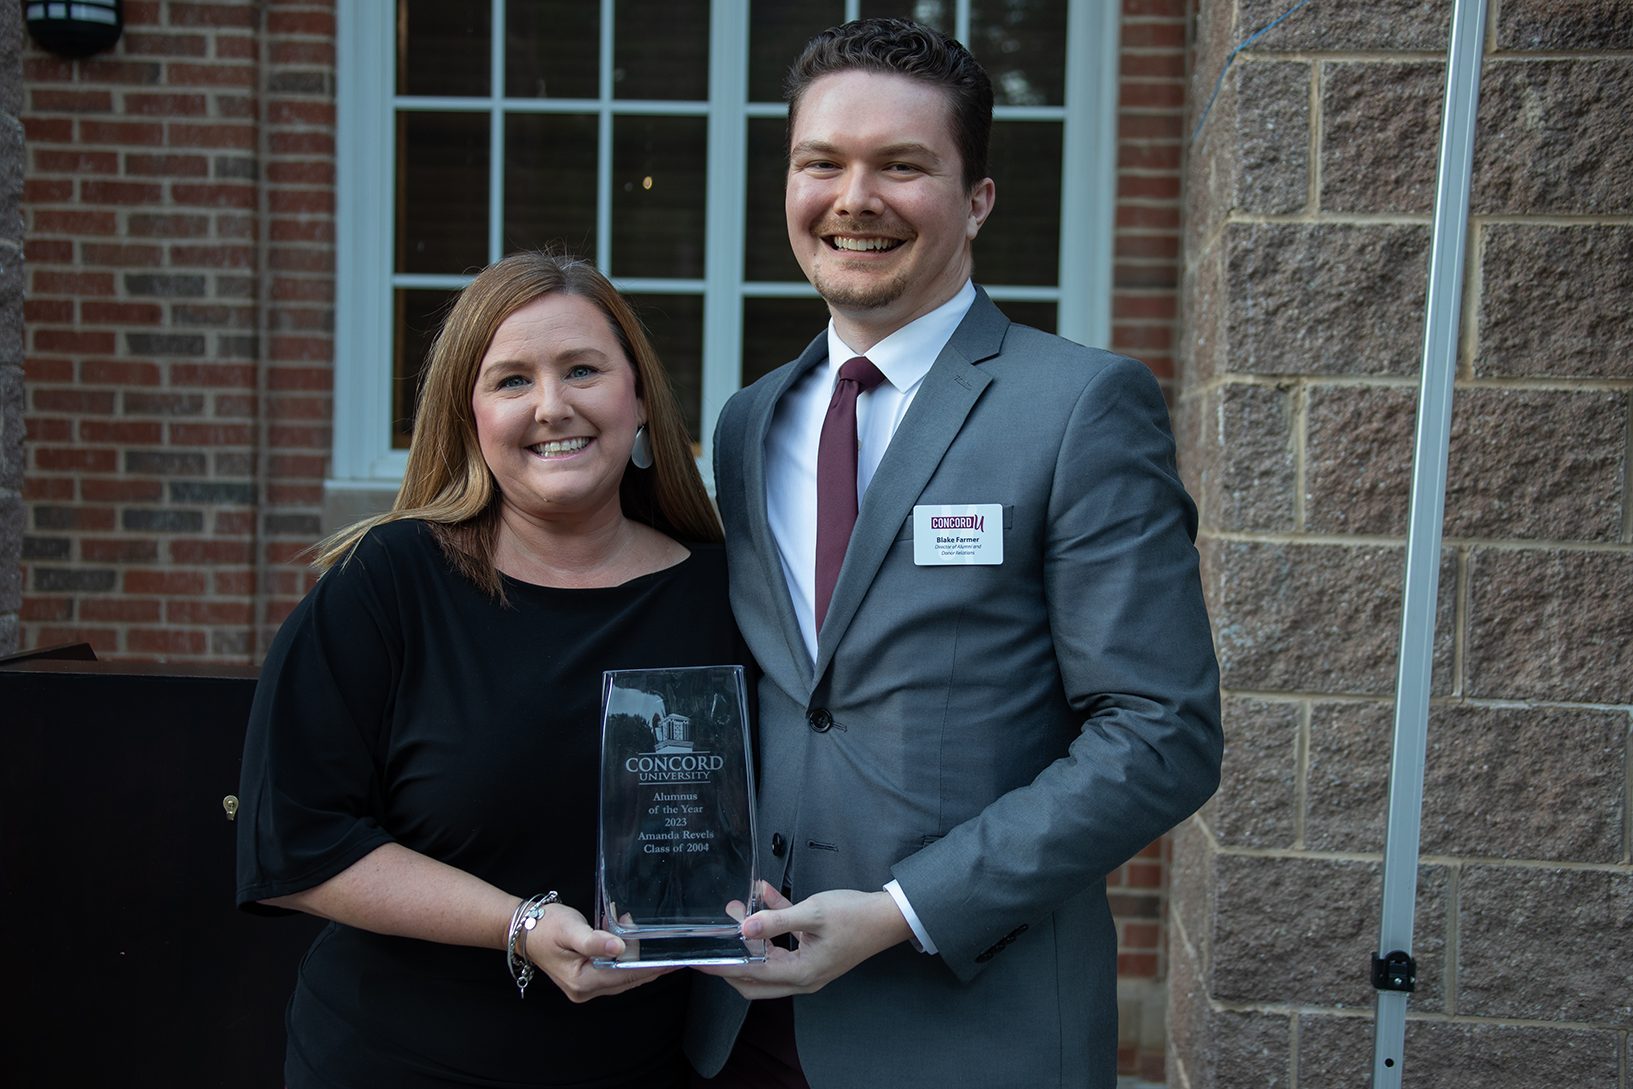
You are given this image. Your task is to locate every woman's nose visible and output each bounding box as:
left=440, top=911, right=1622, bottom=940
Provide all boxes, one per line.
left=532, top=380, right=570, bottom=423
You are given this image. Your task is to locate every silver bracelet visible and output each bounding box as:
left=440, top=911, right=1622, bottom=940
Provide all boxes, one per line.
left=506, top=891, right=558, bottom=999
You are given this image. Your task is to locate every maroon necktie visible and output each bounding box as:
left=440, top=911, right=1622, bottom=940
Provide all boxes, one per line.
left=814, top=356, right=887, bottom=632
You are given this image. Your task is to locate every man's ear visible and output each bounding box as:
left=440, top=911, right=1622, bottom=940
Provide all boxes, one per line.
left=967, top=177, right=996, bottom=239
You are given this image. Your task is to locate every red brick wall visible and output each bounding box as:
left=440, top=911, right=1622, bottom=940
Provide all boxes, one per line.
left=1107, top=1, right=1187, bottom=1080
left=1111, top=0, right=1185, bottom=391
left=19, top=0, right=334, bottom=662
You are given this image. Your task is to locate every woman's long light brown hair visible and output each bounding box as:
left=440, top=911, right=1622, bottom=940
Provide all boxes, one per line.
left=312, top=252, right=722, bottom=596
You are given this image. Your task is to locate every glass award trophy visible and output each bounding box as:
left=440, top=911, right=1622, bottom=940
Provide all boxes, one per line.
left=594, top=665, right=767, bottom=968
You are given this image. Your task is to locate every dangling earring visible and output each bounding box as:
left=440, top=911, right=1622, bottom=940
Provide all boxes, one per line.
left=630, top=424, right=654, bottom=469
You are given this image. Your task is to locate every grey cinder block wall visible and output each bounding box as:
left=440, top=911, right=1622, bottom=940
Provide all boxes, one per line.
left=1171, top=0, right=1632, bottom=1084
left=1, top=0, right=24, bottom=657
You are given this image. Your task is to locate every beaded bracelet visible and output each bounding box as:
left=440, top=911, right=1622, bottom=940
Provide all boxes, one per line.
left=506, top=891, right=559, bottom=999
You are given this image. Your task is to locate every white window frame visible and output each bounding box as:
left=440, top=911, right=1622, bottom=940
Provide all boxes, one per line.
left=331, top=0, right=1118, bottom=491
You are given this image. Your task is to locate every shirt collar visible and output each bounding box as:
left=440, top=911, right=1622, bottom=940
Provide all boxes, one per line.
left=824, top=280, right=978, bottom=395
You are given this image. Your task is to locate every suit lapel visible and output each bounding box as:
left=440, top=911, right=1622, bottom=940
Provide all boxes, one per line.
left=812, top=291, right=1008, bottom=680
left=742, top=334, right=828, bottom=690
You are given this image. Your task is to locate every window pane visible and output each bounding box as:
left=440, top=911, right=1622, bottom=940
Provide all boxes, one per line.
left=831, top=3, right=1067, bottom=107
left=506, top=0, right=599, bottom=99
left=971, top=0, right=1067, bottom=106
left=397, top=0, right=490, bottom=97
left=626, top=293, right=704, bottom=443
left=975, top=120, right=1060, bottom=286
left=504, top=113, right=599, bottom=259
left=615, top=0, right=708, bottom=100
left=611, top=116, right=708, bottom=279
left=397, top=112, right=489, bottom=275
left=859, top=1, right=951, bottom=35
left=392, top=287, right=460, bottom=449
left=749, top=2, right=843, bottom=103
left=744, top=118, right=804, bottom=284
left=997, top=299, right=1057, bottom=336
left=742, top=296, right=829, bottom=387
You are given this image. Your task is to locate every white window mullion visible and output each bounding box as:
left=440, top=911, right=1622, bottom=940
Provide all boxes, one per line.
left=596, top=0, right=615, bottom=272
left=983, top=285, right=1063, bottom=304
left=1056, top=0, right=1119, bottom=349
left=611, top=277, right=709, bottom=294
left=393, top=274, right=473, bottom=291
left=489, top=0, right=506, bottom=262
left=699, top=0, right=750, bottom=486
left=333, top=0, right=400, bottom=485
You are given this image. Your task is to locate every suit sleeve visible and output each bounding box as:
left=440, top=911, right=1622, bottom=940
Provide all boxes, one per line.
left=889, top=356, right=1222, bottom=981
left=712, top=391, right=749, bottom=545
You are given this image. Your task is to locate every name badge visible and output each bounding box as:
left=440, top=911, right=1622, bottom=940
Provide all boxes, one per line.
left=913, top=504, right=1003, bottom=566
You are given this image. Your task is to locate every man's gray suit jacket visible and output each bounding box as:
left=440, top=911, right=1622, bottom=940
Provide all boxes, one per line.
left=689, top=290, right=1222, bottom=1089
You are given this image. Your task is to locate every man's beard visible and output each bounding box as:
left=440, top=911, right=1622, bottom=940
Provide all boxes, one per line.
left=809, top=263, right=909, bottom=311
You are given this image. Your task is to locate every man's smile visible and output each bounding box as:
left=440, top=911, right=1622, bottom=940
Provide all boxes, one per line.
left=826, top=234, right=905, bottom=253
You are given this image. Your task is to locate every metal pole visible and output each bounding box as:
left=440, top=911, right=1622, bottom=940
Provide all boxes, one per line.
left=1371, top=0, right=1488, bottom=1084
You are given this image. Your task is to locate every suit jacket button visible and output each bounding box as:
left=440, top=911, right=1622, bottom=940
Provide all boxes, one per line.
left=807, top=708, right=833, bottom=733
left=771, top=833, right=786, bottom=857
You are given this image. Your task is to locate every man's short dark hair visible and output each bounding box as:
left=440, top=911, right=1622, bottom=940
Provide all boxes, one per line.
left=785, top=18, right=994, bottom=192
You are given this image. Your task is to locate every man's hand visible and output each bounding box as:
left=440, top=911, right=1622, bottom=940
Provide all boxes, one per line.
left=698, top=884, right=913, bottom=999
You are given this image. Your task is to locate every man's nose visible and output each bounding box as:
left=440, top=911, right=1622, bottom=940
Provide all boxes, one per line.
left=834, top=168, right=882, bottom=216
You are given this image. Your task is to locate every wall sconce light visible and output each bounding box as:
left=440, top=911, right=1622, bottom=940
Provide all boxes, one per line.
left=24, top=1, right=124, bottom=58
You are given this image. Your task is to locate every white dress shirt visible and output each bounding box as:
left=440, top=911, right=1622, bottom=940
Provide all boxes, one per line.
left=761, top=280, right=977, bottom=955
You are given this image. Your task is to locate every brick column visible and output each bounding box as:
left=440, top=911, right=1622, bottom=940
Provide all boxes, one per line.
left=0, top=1, right=22, bottom=656
left=1171, top=1, right=1632, bottom=1084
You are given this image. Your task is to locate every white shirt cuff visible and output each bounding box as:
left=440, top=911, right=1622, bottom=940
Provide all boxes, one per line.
left=884, top=879, right=938, bottom=955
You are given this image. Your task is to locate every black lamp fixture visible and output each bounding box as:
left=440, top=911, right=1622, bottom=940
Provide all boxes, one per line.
left=24, top=0, right=124, bottom=58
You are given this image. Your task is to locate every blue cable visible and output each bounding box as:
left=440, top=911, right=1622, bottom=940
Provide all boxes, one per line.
left=1189, top=0, right=1316, bottom=144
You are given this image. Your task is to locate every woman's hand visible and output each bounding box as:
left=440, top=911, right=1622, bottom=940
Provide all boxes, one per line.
left=523, top=900, right=675, bottom=1002
left=261, top=845, right=675, bottom=1002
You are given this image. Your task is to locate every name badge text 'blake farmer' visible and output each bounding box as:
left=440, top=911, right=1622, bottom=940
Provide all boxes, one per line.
left=913, top=504, right=1003, bottom=566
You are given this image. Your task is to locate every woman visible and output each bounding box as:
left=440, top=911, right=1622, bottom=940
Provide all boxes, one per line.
left=236, top=252, right=736, bottom=1088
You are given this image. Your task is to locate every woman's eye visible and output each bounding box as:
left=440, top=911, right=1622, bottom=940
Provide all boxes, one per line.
left=497, top=374, right=529, bottom=389
left=566, top=364, right=597, bottom=380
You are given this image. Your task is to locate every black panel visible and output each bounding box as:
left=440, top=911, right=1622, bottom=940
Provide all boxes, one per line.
left=0, top=660, right=322, bottom=1086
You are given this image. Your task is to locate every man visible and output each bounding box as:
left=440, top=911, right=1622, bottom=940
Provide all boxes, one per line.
left=690, top=18, right=1221, bottom=1089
